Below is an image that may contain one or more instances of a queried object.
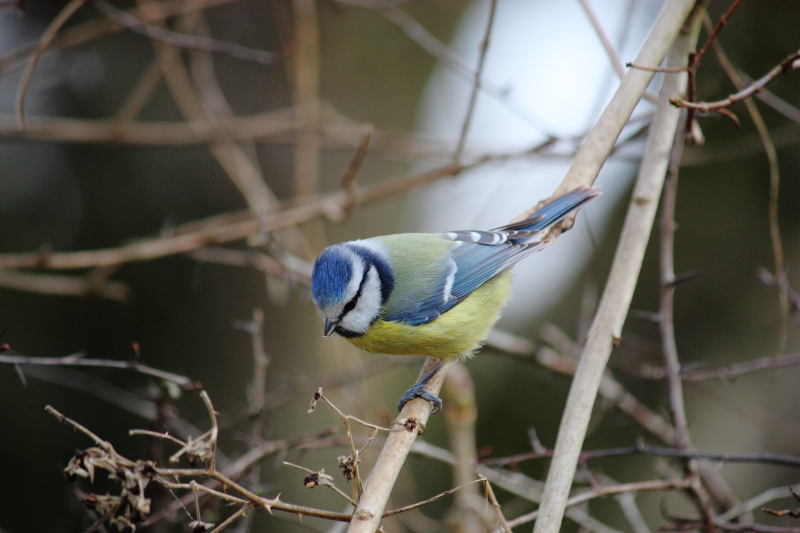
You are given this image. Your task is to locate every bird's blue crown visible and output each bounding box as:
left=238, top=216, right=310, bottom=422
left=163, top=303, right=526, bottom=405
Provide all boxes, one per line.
left=311, top=247, right=352, bottom=308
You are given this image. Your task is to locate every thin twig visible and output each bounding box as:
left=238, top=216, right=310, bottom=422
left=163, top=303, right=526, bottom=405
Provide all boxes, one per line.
left=480, top=443, right=800, bottom=470
left=309, top=388, right=392, bottom=502
left=340, top=126, right=373, bottom=216
left=90, top=0, right=279, bottom=64
left=659, top=106, right=715, bottom=526
left=693, top=0, right=742, bottom=67
left=670, top=49, right=800, bottom=113
left=0, top=352, right=199, bottom=388
left=501, top=479, right=692, bottom=532
left=0, top=108, right=297, bottom=144
left=129, top=429, right=187, bottom=447
left=479, top=475, right=512, bottom=533
left=0, top=0, right=239, bottom=75
left=758, top=268, right=800, bottom=312
left=207, top=504, right=254, bottom=533
left=382, top=479, right=484, bottom=517
left=378, top=5, right=554, bottom=132
left=454, top=0, right=497, bottom=161
left=754, top=88, right=800, bottom=126
left=718, top=485, right=799, bottom=522
left=15, top=0, right=88, bottom=129
left=641, top=351, right=800, bottom=381
left=705, top=22, right=789, bottom=355
left=485, top=328, right=676, bottom=445
left=189, top=247, right=312, bottom=284
left=45, top=405, right=115, bottom=450
left=577, top=0, right=658, bottom=104
left=282, top=461, right=358, bottom=506
left=115, top=60, right=163, bottom=120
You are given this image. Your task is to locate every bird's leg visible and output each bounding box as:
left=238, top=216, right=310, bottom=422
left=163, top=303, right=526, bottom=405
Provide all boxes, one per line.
left=397, top=360, right=444, bottom=414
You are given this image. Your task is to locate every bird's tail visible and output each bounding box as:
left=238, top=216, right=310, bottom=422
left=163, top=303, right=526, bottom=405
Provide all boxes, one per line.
left=492, top=186, right=600, bottom=234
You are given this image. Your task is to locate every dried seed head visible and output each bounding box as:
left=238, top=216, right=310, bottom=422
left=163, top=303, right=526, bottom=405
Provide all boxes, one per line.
left=304, top=472, right=320, bottom=488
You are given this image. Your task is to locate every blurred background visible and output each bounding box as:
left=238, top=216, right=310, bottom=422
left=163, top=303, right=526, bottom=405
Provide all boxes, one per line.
left=0, top=0, right=799, bottom=532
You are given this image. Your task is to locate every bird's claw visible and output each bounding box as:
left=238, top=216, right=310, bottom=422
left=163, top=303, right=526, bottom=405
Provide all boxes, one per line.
left=397, top=384, right=442, bottom=414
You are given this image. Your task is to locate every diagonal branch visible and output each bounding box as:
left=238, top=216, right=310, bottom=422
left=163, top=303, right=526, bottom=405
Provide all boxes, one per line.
left=90, top=0, right=279, bottom=65
left=533, top=4, right=704, bottom=533
left=0, top=158, right=496, bottom=270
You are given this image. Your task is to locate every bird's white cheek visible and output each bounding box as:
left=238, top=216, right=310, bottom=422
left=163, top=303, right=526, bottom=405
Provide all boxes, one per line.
left=340, top=267, right=382, bottom=334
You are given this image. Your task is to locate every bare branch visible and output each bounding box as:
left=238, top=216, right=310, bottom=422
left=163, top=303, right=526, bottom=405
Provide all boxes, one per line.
left=705, top=24, right=789, bottom=355
left=485, top=327, right=676, bottom=445
left=670, top=50, right=800, bottom=113
left=454, top=0, right=498, bottom=161
left=0, top=269, right=130, bottom=301
left=503, top=479, right=692, bottom=531
left=535, top=6, right=703, bottom=533
left=0, top=0, right=240, bottom=75
left=90, top=0, right=279, bottom=65
left=576, top=0, right=658, bottom=104
left=480, top=442, right=800, bottom=470
left=15, top=0, right=87, bottom=129
left=1, top=350, right=199, bottom=389
left=0, top=159, right=488, bottom=270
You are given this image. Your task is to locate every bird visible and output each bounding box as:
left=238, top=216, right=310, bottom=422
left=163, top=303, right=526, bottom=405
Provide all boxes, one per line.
left=310, top=186, right=600, bottom=413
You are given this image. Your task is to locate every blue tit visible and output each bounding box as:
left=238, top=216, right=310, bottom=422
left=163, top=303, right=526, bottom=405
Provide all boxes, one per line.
left=310, top=186, right=600, bottom=413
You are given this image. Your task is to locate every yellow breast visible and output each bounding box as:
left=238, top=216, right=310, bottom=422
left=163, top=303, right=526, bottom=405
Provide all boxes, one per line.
left=346, top=272, right=512, bottom=360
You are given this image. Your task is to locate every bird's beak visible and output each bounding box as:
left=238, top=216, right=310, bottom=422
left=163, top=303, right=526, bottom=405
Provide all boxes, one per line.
left=323, top=318, right=337, bottom=338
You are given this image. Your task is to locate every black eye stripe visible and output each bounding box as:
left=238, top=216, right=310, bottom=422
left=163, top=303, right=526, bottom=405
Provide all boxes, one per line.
left=340, top=263, right=370, bottom=318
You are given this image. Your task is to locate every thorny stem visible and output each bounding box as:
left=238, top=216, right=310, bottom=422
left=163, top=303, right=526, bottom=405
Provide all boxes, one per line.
left=45, top=405, right=114, bottom=452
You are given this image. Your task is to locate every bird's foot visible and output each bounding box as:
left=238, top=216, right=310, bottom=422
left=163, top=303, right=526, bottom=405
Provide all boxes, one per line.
left=397, top=384, right=443, bottom=414
left=396, top=360, right=444, bottom=414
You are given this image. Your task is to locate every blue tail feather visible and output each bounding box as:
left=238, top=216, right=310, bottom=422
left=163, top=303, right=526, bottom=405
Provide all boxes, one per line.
left=493, top=186, right=600, bottom=233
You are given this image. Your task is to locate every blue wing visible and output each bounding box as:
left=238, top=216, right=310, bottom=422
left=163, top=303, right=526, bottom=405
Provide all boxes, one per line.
left=385, top=186, right=599, bottom=326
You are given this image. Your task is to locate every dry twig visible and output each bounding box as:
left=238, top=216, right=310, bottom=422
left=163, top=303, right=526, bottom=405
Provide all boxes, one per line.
left=0, top=349, right=199, bottom=389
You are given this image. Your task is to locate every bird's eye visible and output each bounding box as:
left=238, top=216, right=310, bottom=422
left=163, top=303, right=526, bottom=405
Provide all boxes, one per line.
left=341, top=296, right=358, bottom=316
left=340, top=265, right=370, bottom=318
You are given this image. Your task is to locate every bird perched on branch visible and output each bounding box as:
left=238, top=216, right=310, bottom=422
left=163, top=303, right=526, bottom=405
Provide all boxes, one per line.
left=310, top=186, right=600, bottom=413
